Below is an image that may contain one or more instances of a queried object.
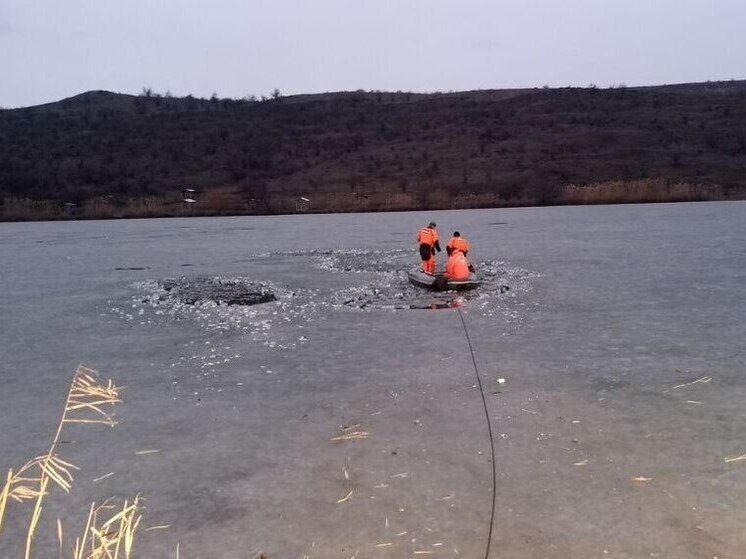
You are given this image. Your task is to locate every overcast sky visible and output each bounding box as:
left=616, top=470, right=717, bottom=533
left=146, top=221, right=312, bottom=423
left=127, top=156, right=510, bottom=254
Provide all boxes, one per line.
left=2, top=0, right=745, bottom=107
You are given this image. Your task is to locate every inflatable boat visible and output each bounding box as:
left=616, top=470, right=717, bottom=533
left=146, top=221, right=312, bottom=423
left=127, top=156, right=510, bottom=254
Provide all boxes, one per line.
left=407, top=267, right=481, bottom=291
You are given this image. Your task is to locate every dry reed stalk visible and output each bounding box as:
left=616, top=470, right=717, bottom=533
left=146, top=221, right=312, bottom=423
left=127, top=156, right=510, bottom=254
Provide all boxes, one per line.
left=672, top=376, right=712, bottom=389
left=57, top=517, right=63, bottom=559
left=144, top=524, right=171, bottom=532
left=0, top=365, right=121, bottom=558
left=336, top=490, right=354, bottom=504
left=27, top=366, right=120, bottom=558
left=72, top=496, right=142, bottom=559
left=24, top=477, right=49, bottom=559
left=92, top=472, right=115, bottom=483
left=330, top=431, right=369, bottom=442
left=0, top=455, right=76, bottom=538
left=0, top=470, right=13, bottom=537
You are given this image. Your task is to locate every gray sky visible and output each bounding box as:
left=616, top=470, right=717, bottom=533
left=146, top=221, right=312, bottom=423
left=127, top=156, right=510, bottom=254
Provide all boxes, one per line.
left=2, top=0, right=745, bottom=108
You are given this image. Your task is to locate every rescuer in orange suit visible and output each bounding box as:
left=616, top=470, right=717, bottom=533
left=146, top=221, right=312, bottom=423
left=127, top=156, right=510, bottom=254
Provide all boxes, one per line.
left=445, top=249, right=471, bottom=281
left=417, top=221, right=441, bottom=274
left=446, top=231, right=470, bottom=256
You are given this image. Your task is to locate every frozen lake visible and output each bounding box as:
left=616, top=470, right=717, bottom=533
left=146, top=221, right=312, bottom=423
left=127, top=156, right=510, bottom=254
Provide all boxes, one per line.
left=1, top=201, right=745, bottom=558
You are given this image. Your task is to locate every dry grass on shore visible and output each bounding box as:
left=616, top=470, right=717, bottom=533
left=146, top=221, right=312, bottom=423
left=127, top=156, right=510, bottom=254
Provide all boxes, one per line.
left=562, top=179, right=723, bottom=205
left=0, top=366, right=153, bottom=559
left=0, top=178, right=735, bottom=221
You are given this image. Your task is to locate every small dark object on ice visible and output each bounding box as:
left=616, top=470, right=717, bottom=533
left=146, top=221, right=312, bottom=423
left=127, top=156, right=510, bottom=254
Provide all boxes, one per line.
left=115, top=266, right=150, bottom=271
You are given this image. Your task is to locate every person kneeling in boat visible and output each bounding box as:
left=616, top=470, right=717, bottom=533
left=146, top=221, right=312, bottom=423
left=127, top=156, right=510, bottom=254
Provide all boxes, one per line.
left=445, top=249, right=471, bottom=281
left=446, top=231, right=470, bottom=257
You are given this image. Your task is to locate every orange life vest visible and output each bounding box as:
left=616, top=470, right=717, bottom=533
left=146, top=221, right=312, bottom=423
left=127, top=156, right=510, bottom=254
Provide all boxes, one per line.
left=447, top=236, right=469, bottom=254
left=417, top=226, right=439, bottom=246
left=446, top=251, right=470, bottom=280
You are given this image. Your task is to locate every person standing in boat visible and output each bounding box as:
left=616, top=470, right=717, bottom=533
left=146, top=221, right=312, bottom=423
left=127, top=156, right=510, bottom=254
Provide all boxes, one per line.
left=417, top=221, right=441, bottom=274
left=446, top=231, right=470, bottom=256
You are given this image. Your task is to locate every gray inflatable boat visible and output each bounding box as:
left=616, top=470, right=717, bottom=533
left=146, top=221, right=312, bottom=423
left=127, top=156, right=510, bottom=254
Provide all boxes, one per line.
left=407, top=267, right=481, bottom=291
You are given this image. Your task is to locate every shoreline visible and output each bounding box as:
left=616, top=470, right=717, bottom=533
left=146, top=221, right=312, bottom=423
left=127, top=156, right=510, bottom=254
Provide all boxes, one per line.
left=1, top=181, right=740, bottom=223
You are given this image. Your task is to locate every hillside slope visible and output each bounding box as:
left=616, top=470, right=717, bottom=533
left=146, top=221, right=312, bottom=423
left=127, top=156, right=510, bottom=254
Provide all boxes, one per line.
left=1, top=81, right=745, bottom=219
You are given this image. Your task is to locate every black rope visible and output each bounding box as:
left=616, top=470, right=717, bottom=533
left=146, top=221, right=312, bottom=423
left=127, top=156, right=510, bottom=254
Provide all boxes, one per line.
left=456, top=306, right=497, bottom=559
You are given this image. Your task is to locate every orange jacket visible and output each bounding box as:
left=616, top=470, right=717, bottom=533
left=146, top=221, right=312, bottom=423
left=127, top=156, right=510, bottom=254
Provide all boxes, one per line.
left=446, top=251, right=470, bottom=280
left=417, top=226, right=439, bottom=246
left=447, top=236, right=469, bottom=254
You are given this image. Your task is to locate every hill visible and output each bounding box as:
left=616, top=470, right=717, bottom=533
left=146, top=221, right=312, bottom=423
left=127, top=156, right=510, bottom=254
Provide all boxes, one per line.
left=1, top=81, right=745, bottom=220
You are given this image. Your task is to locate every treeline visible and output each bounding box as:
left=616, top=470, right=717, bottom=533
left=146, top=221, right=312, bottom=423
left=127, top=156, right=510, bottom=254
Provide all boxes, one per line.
left=1, top=80, right=745, bottom=220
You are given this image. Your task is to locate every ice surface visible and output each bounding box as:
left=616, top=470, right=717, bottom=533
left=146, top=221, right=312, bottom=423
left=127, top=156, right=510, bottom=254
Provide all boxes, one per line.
left=1, top=203, right=745, bottom=558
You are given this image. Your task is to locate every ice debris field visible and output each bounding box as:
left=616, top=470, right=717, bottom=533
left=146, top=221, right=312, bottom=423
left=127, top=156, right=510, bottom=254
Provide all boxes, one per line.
left=111, top=249, right=539, bottom=352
